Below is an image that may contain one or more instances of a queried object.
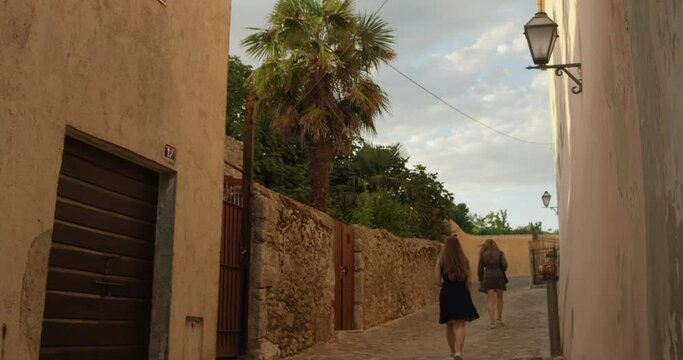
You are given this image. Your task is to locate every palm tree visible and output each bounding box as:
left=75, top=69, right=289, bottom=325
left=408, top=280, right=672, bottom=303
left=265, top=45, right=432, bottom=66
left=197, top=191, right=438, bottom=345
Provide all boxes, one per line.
left=242, top=0, right=395, bottom=211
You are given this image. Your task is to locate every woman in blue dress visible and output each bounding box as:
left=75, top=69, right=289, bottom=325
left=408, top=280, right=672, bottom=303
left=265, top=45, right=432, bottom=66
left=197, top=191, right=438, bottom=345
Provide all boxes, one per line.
left=434, top=234, right=480, bottom=360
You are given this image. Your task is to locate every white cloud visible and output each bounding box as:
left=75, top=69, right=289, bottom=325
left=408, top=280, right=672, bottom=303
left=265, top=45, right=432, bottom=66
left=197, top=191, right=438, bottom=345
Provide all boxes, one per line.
left=531, top=72, right=549, bottom=89
left=443, top=22, right=528, bottom=74
left=229, top=0, right=557, bottom=228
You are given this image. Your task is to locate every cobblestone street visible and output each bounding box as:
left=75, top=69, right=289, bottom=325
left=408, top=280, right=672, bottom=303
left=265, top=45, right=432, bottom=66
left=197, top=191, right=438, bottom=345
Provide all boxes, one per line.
left=286, top=277, right=550, bottom=360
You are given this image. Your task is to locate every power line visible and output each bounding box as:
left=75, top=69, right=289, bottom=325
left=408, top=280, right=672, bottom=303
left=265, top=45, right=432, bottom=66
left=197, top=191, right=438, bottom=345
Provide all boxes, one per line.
left=285, top=0, right=550, bottom=146
left=373, top=0, right=389, bottom=15
left=386, top=63, right=552, bottom=146
left=371, top=1, right=551, bottom=146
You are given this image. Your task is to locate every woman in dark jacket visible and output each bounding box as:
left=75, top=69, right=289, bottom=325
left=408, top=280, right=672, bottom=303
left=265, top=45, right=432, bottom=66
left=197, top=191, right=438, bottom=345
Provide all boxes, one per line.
left=478, top=239, right=508, bottom=329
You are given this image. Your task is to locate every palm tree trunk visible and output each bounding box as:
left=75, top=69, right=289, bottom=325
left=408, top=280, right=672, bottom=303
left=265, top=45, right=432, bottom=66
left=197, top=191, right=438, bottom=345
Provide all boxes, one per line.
left=307, top=140, right=335, bottom=211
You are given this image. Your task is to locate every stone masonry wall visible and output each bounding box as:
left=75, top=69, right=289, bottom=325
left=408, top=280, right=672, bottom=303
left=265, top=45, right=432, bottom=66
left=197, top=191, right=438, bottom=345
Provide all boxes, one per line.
left=353, top=227, right=443, bottom=330
left=247, top=186, right=336, bottom=359
left=244, top=184, right=445, bottom=359
left=224, top=135, right=244, bottom=178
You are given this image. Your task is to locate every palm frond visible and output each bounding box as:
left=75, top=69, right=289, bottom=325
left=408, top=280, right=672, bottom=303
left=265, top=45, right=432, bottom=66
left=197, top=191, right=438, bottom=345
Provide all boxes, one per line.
left=242, top=0, right=395, bottom=152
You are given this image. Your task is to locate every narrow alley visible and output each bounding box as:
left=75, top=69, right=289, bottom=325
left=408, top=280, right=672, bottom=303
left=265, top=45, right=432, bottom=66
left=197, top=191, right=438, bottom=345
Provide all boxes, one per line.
left=286, top=277, right=551, bottom=360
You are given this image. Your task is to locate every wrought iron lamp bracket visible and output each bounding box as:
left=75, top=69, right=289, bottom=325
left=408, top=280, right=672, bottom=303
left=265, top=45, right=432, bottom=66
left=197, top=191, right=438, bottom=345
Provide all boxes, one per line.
left=527, top=63, right=582, bottom=94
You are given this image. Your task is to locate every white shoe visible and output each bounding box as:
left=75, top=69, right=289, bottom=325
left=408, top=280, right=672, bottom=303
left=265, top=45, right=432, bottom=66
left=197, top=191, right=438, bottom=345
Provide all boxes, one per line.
left=496, top=320, right=505, bottom=327
left=454, top=352, right=463, bottom=360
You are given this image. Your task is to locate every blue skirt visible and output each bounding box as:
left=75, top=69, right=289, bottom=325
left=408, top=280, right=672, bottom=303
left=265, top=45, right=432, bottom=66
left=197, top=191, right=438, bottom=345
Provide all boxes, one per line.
left=439, top=280, right=480, bottom=324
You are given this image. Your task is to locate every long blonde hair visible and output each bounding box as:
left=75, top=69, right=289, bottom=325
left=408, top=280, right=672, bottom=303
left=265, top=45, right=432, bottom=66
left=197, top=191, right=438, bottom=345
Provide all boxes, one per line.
left=442, top=234, right=469, bottom=281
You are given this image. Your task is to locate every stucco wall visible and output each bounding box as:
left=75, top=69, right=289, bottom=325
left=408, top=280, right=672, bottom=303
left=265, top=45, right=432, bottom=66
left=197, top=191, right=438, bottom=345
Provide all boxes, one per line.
left=353, top=227, right=443, bottom=330
left=0, top=1, right=231, bottom=359
left=448, top=221, right=539, bottom=279
left=248, top=186, right=337, bottom=359
left=624, top=0, right=683, bottom=358
left=547, top=0, right=663, bottom=358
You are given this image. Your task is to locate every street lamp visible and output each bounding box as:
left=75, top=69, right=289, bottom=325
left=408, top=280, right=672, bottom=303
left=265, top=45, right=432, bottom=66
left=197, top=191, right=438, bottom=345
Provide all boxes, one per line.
left=524, top=11, right=582, bottom=94
left=541, top=191, right=558, bottom=215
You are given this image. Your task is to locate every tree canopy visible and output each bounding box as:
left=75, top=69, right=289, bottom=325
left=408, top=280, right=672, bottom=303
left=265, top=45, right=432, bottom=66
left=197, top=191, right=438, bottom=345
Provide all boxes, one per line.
left=242, top=0, right=396, bottom=211
left=329, top=141, right=453, bottom=239
left=225, top=54, right=553, bottom=239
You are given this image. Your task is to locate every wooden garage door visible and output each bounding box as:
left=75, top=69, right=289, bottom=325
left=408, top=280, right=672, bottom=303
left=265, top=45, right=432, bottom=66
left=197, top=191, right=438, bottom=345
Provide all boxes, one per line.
left=40, top=137, right=158, bottom=360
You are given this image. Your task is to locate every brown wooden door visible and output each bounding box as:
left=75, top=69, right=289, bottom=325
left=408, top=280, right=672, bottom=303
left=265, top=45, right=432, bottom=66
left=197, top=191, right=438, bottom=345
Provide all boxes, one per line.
left=334, top=222, right=355, bottom=330
left=216, top=182, right=244, bottom=358
left=40, top=137, right=158, bottom=360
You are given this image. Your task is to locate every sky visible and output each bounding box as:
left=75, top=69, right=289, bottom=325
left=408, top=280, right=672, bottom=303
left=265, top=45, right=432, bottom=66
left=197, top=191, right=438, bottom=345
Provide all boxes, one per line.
left=228, top=0, right=559, bottom=231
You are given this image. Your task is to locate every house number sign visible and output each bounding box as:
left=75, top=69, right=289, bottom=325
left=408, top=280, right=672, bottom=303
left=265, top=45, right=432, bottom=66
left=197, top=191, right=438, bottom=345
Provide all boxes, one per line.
left=164, top=144, right=176, bottom=164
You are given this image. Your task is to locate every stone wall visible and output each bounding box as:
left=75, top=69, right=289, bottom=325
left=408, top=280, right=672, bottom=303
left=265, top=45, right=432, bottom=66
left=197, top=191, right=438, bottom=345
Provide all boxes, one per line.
left=224, top=135, right=244, bottom=178
left=353, top=227, right=443, bottom=330
left=247, top=186, right=336, bottom=359
left=245, top=185, right=445, bottom=358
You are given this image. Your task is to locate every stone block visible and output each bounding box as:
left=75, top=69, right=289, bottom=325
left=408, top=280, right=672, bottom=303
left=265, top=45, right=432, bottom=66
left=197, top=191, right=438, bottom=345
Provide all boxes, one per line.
left=314, top=313, right=332, bottom=341
left=248, top=297, right=267, bottom=340
left=354, top=274, right=364, bottom=303
left=252, top=218, right=274, bottom=243
left=284, top=313, right=295, bottom=327
left=353, top=305, right=363, bottom=330
left=253, top=197, right=280, bottom=220
left=354, top=252, right=364, bottom=271
left=248, top=340, right=280, bottom=360
left=251, top=288, right=267, bottom=301
left=354, top=236, right=363, bottom=252
left=251, top=244, right=280, bottom=288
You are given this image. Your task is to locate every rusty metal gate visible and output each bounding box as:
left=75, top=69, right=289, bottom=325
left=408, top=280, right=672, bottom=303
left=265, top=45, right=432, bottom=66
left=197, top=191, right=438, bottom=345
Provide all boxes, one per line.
left=530, top=246, right=560, bottom=285
left=40, top=137, right=158, bottom=359
left=216, top=178, right=244, bottom=358
left=334, top=222, right=355, bottom=330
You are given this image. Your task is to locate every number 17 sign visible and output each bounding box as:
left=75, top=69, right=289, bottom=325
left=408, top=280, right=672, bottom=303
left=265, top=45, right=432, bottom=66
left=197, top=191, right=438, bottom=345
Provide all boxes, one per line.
left=164, top=144, right=176, bottom=164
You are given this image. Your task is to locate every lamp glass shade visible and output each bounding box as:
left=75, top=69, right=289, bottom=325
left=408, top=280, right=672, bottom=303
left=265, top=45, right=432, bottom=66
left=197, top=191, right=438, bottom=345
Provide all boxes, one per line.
left=542, top=191, right=552, bottom=207
left=524, top=12, right=559, bottom=65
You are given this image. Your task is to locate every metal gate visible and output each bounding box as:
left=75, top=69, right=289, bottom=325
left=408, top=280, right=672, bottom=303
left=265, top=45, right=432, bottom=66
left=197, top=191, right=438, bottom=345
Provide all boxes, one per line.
left=334, top=222, right=355, bottom=330
left=40, top=137, right=158, bottom=359
left=530, top=246, right=560, bottom=285
left=216, top=178, right=244, bottom=358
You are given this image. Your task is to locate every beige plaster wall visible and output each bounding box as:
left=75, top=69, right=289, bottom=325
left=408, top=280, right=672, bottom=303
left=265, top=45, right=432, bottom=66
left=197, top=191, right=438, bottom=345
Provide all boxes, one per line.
left=0, top=1, right=231, bottom=359
left=548, top=0, right=653, bottom=358
left=353, top=227, right=443, bottom=330
left=623, top=0, right=683, bottom=358
left=448, top=221, right=539, bottom=279
left=248, top=186, right=336, bottom=359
